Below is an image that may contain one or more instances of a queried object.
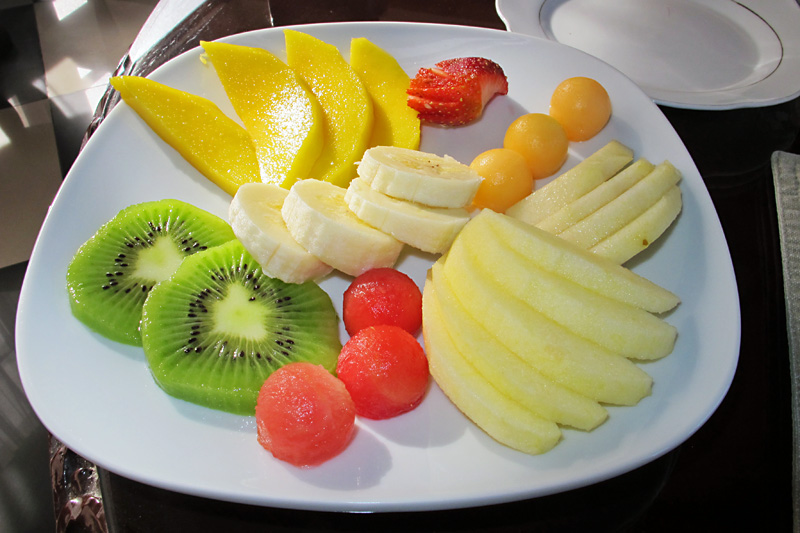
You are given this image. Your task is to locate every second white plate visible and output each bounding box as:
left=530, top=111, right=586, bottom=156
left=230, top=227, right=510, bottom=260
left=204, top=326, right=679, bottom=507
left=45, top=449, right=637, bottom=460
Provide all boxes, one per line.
left=497, top=0, right=800, bottom=109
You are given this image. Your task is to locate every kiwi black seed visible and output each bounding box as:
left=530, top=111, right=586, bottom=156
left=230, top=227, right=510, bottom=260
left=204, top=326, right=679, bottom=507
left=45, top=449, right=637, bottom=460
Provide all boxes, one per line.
left=140, top=239, right=342, bottom=415
left=66, top=199, right=235, bottom=345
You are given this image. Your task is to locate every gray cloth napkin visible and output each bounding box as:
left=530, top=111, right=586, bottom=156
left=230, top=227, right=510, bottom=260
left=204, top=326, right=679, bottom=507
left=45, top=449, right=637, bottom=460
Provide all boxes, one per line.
left=772, top=150, right=800, bottom=532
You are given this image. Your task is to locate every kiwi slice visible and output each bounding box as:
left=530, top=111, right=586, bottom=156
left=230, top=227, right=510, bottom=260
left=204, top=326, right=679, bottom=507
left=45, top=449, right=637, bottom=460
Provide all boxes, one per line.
left=66, top=199, right=235, bottom=346
left=140, top=239, right=342, bottom=415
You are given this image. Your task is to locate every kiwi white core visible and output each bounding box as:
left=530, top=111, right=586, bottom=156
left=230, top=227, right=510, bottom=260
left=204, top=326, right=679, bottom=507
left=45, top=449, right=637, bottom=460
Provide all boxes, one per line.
left=133, top=237, right=185, bottom=282
left=211, top=283, right=269, bottom=339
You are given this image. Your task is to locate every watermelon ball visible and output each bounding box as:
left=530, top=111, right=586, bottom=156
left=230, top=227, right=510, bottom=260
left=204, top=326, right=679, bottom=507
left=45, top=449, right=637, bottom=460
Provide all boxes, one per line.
left=255, top=362, right=356, bottom=467
left=337, top=325, right=429, bottom=420
left=343, top=268, right=423, bottom=336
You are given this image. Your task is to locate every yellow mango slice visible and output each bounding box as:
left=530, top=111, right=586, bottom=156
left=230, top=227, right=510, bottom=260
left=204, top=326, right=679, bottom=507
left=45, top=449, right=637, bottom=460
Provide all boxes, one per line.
left=349, top=37, right=420, bottom=150
left=110, top=75, right=259, bottom=196
left=284, top=30, right=374, bottom=187
left=201, top=41, right=323, bottom=189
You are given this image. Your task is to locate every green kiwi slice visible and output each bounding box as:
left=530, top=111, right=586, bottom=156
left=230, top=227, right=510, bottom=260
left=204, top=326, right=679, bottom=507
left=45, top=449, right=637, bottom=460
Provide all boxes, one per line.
left=66, top=199, right=235, bottom=346
left=140, top=239, right=342, bottom=415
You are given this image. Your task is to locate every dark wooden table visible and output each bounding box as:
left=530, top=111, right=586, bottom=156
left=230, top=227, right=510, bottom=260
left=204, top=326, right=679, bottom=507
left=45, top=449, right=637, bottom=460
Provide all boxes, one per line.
left=57, top=1, right=800, bottom=531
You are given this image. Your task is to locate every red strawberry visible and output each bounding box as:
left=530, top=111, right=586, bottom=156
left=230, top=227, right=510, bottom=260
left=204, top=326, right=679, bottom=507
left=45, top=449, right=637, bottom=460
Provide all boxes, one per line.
left=407, top=57, right=508, bottom=126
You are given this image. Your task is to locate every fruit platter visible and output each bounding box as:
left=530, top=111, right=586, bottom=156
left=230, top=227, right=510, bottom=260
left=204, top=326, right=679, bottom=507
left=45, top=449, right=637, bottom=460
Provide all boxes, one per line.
left=16, top=22, right=740, bottom=511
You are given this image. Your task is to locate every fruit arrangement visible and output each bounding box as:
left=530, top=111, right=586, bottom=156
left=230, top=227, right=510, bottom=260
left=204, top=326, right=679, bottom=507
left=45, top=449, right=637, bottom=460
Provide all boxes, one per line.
left=64, top=31, right=688, bottom=468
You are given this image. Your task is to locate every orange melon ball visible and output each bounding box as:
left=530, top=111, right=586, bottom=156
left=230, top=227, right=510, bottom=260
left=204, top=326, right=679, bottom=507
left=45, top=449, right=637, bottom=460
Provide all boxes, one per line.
left=549, top=77, right=612, bottom=142
left=469, top=148, right=534, bottom=212
left=503, top=113, right=569, bottom=180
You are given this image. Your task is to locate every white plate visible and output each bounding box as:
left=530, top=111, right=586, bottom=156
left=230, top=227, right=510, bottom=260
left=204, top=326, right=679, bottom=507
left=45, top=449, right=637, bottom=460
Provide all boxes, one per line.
left=17, top=22, right=739, bottom=512
left=496, top=0, right=800, bottom=110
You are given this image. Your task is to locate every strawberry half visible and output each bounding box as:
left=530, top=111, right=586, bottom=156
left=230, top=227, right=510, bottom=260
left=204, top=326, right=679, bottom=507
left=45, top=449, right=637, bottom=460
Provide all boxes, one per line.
left=407, top=57, right=508, bottom=127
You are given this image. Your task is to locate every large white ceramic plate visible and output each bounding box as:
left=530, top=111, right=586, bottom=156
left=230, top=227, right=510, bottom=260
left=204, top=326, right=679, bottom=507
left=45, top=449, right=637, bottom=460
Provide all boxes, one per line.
left=17, top=22, right=739, bottom=512
left=496, top=0, right=800, bottom=110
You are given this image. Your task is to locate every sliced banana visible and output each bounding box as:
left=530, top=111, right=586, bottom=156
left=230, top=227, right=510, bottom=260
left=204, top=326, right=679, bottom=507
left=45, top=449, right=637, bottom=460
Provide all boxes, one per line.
left=281, top=179, right=403, bottom=277
left=345, top=177, right=470, bottom=254
left=357, top=146, right=482, bottom=208
left=229, top=183, right=332, bottom=284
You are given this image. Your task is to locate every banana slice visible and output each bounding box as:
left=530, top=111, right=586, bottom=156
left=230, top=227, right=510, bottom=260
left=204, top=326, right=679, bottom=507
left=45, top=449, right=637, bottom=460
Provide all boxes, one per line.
left=281, top=179, right=403, bottom=277
left=357, top=146, right=482, bottom=208
left=345, top=177, right=470, bottom=254
left=229, top=183, right=332, bottom=284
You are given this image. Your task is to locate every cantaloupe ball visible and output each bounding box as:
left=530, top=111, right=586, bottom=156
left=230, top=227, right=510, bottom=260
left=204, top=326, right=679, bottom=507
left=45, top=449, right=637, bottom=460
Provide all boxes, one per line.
left=470, top=148, right=534, bottom=212
left=503, top=113, right=569, bottom=180
left=549, top=77, right=612, bottom=142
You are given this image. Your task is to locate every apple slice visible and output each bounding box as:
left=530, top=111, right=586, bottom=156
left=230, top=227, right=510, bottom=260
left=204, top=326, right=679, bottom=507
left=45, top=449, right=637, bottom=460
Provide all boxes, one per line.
left=535, top=158, right=655, bottom=234
left=441, top=245, right=652, bottom=405
left=431, top=261, right=608, bottom=430
left=422, top=276, right=562, bottom=455
left=505, top=140, right=633, bottom=225
left=474, top=210, right=679, bottom=313
left=557, top=160, right=681, bottom=249
left=449, top=232, right=677, bottom=361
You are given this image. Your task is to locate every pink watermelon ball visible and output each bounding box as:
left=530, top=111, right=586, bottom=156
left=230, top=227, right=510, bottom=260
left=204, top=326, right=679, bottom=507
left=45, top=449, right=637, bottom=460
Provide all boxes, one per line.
left=337, top=325, right=430, bottom=420
left=256, top=362, right=356, bottom=467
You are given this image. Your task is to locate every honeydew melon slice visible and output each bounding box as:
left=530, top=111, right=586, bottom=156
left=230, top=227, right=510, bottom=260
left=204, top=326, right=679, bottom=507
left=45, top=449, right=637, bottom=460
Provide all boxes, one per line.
left=557, top=160, right=682, bottom=249
left=535, top=158, right=655, bottom=234
left=591, top=185, right=683, bottom=265
left=505, top=140, right=633, bottom=225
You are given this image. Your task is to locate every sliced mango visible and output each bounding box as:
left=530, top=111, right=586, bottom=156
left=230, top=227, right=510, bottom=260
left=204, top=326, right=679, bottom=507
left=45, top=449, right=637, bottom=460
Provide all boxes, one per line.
left=284, top=30, right=374, bottom=187
left=349, top=37, right=420, bottom=150
left=110, top=75, right=260, bottom=196
left=201, top=41, right=323, bottom=189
